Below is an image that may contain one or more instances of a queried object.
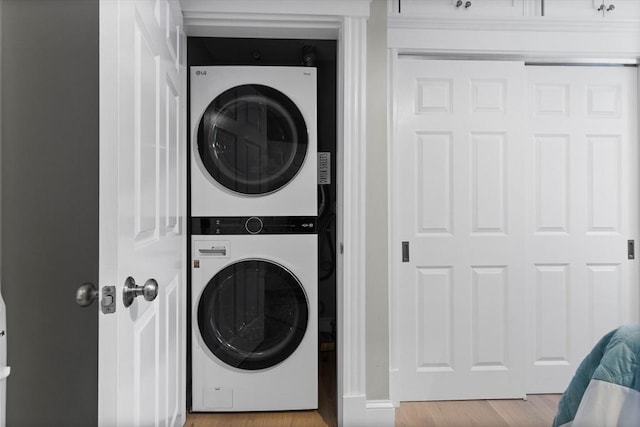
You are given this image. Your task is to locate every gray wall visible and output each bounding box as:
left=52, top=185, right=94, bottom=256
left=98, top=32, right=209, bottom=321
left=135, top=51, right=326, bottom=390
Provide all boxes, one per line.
left=1, top=1, right=99, bottom=425
left=366, top=0, right=390, bottom=401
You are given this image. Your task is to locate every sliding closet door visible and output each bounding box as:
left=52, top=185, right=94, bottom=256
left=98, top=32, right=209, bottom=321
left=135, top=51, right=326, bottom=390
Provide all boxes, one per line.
left=393, top=59, right=527, bottom=401
left=392, top=60, right=639, bottom=402
left=524, top=66, right=639, bottom=393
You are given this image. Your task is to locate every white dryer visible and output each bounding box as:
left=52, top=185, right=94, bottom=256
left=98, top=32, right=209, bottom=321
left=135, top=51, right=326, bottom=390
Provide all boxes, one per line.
left=191, top=217, right=318, bottom=412
left=190, top=66, right=317, bottom=217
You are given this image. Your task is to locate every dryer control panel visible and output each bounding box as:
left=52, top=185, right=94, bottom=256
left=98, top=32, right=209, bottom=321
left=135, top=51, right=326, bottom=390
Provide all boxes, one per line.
left=191, top=216, right=317, bottom=235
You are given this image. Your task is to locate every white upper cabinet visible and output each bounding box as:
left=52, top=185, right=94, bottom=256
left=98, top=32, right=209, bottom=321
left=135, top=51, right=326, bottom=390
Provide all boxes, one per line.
left=390, top=0, right=531, bottom=18
left=389, top=0, right=640, bottom=19
left=543, top=0, right=640, bottom=19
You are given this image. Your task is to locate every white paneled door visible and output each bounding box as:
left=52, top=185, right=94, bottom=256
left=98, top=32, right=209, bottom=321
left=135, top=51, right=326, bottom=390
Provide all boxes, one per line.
left=99, top=0, right=186, bottom=425
left=524, top=66, right=638, bottom=392
left=392, top=59, right=639, bottom=401
left=393, top=59, right=527, bottom=400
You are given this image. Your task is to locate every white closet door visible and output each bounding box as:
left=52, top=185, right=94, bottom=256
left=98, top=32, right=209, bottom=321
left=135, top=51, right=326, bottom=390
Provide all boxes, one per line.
left=524, top=65, right=639, bottom=393
left=393, top=59, right=527, bottom=401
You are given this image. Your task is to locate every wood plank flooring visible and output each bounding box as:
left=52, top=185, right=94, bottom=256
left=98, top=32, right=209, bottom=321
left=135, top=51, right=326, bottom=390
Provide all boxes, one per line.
left=185, top=394, right=560, bottom=427
left=186, top=394, right=561, bottom=427
left=395, top=394, right=561, bottom=427
left=185, top=347, right=561, bottom=427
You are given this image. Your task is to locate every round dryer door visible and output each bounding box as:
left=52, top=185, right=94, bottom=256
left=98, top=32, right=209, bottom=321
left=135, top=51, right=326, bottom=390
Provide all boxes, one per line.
left=197, top=84, right=309, bottom=195
left=197, top=259, right=309, bottom=370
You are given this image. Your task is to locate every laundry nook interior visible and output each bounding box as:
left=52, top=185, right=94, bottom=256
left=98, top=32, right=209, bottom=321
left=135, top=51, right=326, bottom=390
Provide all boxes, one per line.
left=186, top=37, right=338, bottom=420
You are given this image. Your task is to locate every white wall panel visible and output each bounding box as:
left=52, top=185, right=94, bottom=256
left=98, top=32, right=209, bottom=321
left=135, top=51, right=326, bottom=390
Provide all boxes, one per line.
left=416, top=78, right=453, bottom=114
left=471, top=266, right=507, bottom=369
left=135, top=306, right=158, bottom=425
left=535, top=135, right=569, bottom=234
left=588, top=264, right=622, bottom=343
left=534, top=265, right=569, bottom=365
left=165, top=77, right=179, bottom=234
left=588, top=135, right=621, bottom=234
left=417, top=133, right=453, bottom=234
left=472, top=133, right=506, bottom=234
left=586, top=85, right=621, bottom=118
left=534, top=84, right=569, bottom=117
left=470, top=79, right=506, bottom=113
left=166, top=276, right=180, bottom=424
left=135, top=19, right=159, bottom=243
left=416, top=267, right=453, bottom=371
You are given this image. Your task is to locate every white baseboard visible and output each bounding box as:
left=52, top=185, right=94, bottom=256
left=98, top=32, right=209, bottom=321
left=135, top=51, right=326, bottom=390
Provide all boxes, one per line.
left=342, top=396, right=395, bottom=427
left=366, top=400, right=396, bottom=426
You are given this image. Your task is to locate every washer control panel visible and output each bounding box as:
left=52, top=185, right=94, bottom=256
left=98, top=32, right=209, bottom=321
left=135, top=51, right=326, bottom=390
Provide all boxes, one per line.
left=191, top=216, right=317, bottom=235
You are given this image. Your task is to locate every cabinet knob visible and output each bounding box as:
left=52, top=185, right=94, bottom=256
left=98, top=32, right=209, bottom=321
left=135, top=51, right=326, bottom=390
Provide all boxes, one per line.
left=607, top=4, right=615, bottom=11
left=465, top=1, right=472, bottom=8
left=456, top=0, right=463, bottom=7
left=597, top=4, right=606, bottom=11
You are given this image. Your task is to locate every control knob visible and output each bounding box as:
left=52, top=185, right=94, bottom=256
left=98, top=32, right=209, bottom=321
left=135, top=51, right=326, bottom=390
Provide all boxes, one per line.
left=245, top=217, right=264, bottom=234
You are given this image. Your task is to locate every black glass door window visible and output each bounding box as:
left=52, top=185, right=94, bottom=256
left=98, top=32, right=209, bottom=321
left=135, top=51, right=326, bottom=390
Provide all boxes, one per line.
left=197, top=259, right=309, bottom=370
left=197, top=84, right=309, bottom=195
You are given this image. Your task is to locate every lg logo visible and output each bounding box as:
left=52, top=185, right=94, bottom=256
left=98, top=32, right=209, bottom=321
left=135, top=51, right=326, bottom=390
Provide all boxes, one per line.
left=195, top=70, right=207, bottom=76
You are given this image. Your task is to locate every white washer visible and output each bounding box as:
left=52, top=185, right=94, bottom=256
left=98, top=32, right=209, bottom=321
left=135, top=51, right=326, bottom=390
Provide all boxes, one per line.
left=191, top=230, right=318, bottom=412
left=190, top=66, right=317, bottom=217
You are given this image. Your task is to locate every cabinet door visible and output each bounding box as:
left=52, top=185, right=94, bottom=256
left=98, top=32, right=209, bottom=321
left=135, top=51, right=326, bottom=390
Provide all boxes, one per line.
left=543, top=0, right=640, bottom=19
left=394, top=0, right=526, bottom=18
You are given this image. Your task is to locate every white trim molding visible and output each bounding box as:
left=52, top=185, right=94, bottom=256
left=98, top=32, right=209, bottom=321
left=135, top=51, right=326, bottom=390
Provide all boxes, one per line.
left=342, top=398, right=395, bottom=427
left=181, top=0, right=371, bottom=39
left=366, top=400, right=396, bottom=426
left=387, top=45, right=401, bottom=408
left=180, top=1, right=380, bottom=426
left=388, top=17, right=640, bottom=60
left=338, top=13, right=370, bottom=426
left=343, top=397, right=395, bottom=427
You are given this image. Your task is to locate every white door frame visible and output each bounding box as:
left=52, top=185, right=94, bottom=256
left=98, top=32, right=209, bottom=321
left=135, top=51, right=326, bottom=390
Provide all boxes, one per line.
left=388, top=17, right=640, bottom=405
left=179, top=1, right=390, bottom=425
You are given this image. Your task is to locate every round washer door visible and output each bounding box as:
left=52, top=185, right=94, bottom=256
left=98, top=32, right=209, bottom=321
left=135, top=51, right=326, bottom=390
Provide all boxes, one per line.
left=197, top=259, right=309, bottom=370
left=197, top=84, right=309, bottom=195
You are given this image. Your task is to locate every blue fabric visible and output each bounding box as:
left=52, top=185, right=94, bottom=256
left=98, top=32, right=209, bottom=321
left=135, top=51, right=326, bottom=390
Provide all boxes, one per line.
left=552, top=324, right=640, bottom=427
left=552, top=329, right=616, bottom=427
left=592, top=324, right=640, bottom=393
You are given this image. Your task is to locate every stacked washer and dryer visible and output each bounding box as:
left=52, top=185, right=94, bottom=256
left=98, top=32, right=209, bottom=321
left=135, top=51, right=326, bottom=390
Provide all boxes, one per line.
left=190, top=66, right=318, bottom=412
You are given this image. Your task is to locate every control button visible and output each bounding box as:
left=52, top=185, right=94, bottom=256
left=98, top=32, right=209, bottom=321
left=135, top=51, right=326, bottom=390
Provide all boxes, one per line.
left=245, top=217, right=264, bottom=234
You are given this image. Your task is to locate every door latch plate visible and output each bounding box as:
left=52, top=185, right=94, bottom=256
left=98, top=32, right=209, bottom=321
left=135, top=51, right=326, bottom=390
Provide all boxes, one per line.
left=101, top=286, right=116, bottom=314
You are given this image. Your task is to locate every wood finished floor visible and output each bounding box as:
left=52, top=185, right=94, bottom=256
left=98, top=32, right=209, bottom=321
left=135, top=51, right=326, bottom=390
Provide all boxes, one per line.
left=185, top=394, right=561, bottom=427
left=185, top=347, right=561, bottom=426
left=395, top=394, right=561, bottom=427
